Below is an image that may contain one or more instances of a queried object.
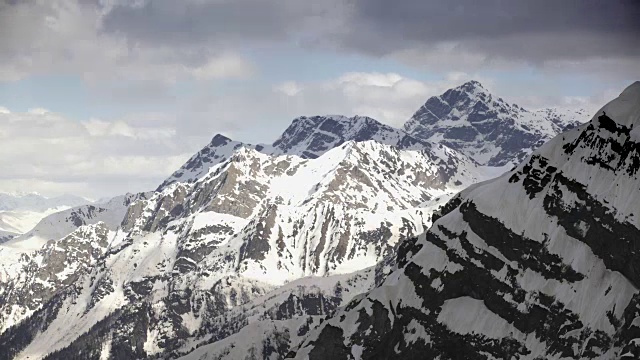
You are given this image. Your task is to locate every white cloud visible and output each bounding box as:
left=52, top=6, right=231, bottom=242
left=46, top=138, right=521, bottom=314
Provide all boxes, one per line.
left=27, top=108, right=52, bottom=115
left=273, top=81, right=302, bottom=96
left=189, top=53, right=255, bottom=80
left=0, top=108, right=192, bottom=198
left=0, top=0, right=256, bottom=85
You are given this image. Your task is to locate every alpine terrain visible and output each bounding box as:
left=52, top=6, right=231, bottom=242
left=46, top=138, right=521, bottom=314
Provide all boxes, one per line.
left=405, top=80, right=585, bottom=166
left=0, top=193, right=89, bottom=242
left=295, top=82, right=640, bottom=359
left=0, top=80, right=601, bottom=360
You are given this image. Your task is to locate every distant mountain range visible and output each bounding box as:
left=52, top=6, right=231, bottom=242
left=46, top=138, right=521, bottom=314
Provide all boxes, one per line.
left=2, top=80, right=628, bottom=360
left=0, top=192, right=89, bottom=238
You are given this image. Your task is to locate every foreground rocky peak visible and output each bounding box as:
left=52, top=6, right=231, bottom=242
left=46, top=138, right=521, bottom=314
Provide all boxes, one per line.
left=404, top=80, right=586, bottom=167
left=294, top=82, right=640, bottom=359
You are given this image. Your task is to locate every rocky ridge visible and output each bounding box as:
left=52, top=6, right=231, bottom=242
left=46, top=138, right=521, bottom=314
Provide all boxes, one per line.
left=295, top=81, right=640, bottom=359
left=404, top=80, right=585, bottom=166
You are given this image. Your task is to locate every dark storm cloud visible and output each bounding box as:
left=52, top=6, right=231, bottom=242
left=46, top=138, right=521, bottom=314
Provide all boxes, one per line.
left=341, top=0, right=640, bottom=62
left=100, top=0, right=341, bottom=47
left=99, top=0, right=640, bottom=65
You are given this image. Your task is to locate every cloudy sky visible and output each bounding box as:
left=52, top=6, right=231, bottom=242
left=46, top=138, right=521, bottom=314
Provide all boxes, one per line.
left=0, top=0, right=638, bottom=199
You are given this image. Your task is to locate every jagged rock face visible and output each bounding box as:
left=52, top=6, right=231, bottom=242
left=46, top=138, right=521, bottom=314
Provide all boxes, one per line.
left=0, top=139, right=485, bottom=359
left=4, top=192, right=151, bottom=251
left=404, top=80, right=585, bottom=167
left=170, top=271, right=374, bottom=360
left=158, top=134, right=250, bottom=191
left=294, top=82, right=640, bottom=359
left=0, top=223, right=112, bottom=333
left=158, top=114, right=478, bottom=194
left=271, top=115, right=434, bottom=159
left=126, top=141, right=482, bottom=284
left=0, top=193, right=89, bottom=235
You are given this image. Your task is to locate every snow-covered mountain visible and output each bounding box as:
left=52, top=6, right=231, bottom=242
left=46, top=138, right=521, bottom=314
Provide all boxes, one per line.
left=159, top=114, right=460, bottom=192
left=3, top=192, right=152, bottom=252
left=270, top=115, right=437, bottom=158
left=295, top=82, right=640, bottom=359
left=404, top=80, right=586, bottom=167
left=0, top=80, right=596, bottom=360
left=0, top=192, right=89, bottom=236
left=0, top=138, right=489, bottom=359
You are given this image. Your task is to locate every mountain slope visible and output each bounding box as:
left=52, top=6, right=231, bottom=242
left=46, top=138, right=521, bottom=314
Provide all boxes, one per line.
left=0, top=140, right=489, bottom=359
left=404, top=80, right=585, bottom=166
left=271, top=115, right=439, bottom=159
left=158, top=114, right=477, bottom=193
left=294, top=82, right=640, bottom=359
left=0, top=193, right=89, bottom=235
left=1, top=192, right=151, bottom=252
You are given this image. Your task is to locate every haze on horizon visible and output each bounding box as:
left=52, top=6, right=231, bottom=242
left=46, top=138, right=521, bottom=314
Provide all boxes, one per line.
left=0, top=0, right=638, bottom=199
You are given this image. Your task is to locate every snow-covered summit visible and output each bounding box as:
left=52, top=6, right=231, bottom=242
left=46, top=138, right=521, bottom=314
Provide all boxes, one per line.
left=404, top=80, right=586, bottom=166
left=271, top=114, right=435, bottom=159
left=0, top=137, right=489, bottom=358
left=158, top=113, right=478, bottom=193
left=157, top=133, right=250, bottom=191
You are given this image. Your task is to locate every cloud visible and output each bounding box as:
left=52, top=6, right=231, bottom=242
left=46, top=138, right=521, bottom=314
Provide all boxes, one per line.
left=274, top=81, right=302, bottom=97
left=0, top=0, right=256, bottom=83
left=3, top=0, right=637, bottom=84
left=0, top=107, right=191, bottom=198
left=189, top=53, right=255, bottom=80
left=340, top=0, right=640, bottom=61
left=184, top=71, right=485, bottom=144
left=83, top=118, right=175, bottom=139
left=97, top=0, right=640, bottom=80
left=99, top=0, right=346, bottom=47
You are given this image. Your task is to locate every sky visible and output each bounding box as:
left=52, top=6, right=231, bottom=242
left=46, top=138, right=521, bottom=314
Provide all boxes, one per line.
left=0, top=0, right=638, bottom=200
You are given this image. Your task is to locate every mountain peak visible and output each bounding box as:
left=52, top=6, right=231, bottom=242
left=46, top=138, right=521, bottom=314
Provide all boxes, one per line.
left=157, top=133, right=247, bottom=191
left=271, top=114, right=434, bottom=159
left=457, top=79, right=486, bottom=91
left=403, top=80, right=585, bottom=166
left=621, top=81, right=640, bottom=99
left=210, top=133, right=232, bottom=146
left=595, top=80, right=640, bottom=130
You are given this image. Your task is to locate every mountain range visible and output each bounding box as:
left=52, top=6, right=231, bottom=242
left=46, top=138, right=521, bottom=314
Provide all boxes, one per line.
left=296, top=80, right=640, bottom=359
left=0, top=193, right=89, bottom=241
left=2, top=80, right=633, bottom=360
